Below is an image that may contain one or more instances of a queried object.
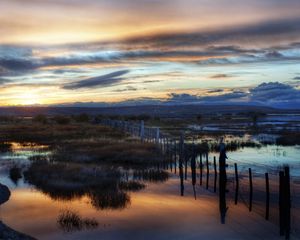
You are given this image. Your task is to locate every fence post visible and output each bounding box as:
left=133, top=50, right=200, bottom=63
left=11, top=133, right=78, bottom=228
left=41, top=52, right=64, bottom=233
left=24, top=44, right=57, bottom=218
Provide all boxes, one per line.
left=265, top=173, right=270, bottom=220
left=249, top=168, right=253, bottom=212
left=156, top=128, right=160, bottom=145
left=206, top=152, right=209, bottom=190
left=191, top=143, right=197, bottom=199
left=234, top=163, right=239, bottom=205
left=214, top=156, right=217, bottom=193
left=140, top=120, right=145, bottom=142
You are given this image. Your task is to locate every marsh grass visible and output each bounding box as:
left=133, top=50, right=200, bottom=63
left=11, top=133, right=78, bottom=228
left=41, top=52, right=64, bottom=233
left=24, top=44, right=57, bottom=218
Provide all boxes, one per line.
left=89, top=190, right=130, bottom=210
left=0, top=142, right=12, bottom=152
left=2, top=120, right=166, bottom=211
left=24, top=161, right=131, bottom=209
left=57, top=209, right=98, bottom=233
left=119, top=181, right=145, bottom=191
left=9, top=166, right=22, bottom=185
left=133, top=169, right=169, bottom=182
left=51, top=140, right=162, bottom=166
left=0, top=122, right=126, bottom=145
left=276, top=132, right=300, bottom=145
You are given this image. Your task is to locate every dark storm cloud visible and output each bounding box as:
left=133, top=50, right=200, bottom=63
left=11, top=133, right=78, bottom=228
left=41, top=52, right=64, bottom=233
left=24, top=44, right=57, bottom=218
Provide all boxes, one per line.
left=62, top=70, right=129, bottom=89
left=293, top=76, right=300, bottom=80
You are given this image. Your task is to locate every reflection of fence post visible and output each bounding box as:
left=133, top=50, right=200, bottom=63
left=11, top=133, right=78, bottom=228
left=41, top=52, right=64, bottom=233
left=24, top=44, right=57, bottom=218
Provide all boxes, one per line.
left=156, top=128, right=160, bottom=145
left=279, top=171, right=285, bottom=236
left=179, top=133, right=185, bottom=196
left=140, top=120, right=145, bottom=142
left=174, top=140, right=177, bottom=174
left=199, top=154, right=203, bottom=186
left=265, top=173, right=270, bottom=220
left=279, top=168, right=291, bottom=238
left=214, top=156, right=217, bottom=193
left=206, top=153, right=209, bottom=190
left=249, top=168, right=253, bottom=212
left=284, top=167, right=291, bottom=239
left=234, top=163, right=239, bottom=205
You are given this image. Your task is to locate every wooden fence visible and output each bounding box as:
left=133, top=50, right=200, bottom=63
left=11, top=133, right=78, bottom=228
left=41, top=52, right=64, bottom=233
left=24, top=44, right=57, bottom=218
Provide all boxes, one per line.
left=100, top=119, right=295, bottom=239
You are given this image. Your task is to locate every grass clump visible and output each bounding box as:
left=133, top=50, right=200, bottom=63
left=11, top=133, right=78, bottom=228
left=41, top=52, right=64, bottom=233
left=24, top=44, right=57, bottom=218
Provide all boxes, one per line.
left=119, top=181, right=145, bottom=191
left=57, top=209, right=98, bottom=233
left=0, top=142, right=12, bottom=152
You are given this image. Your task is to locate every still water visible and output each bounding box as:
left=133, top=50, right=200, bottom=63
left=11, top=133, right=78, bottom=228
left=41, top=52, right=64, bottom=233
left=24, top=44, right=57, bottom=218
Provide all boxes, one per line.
left=0, top=142, right=298, bottom=239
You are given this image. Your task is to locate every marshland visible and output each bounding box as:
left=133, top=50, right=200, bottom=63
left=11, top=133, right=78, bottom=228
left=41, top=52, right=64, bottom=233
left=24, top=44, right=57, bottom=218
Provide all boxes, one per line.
left=0, top=113, right=299, bottom=239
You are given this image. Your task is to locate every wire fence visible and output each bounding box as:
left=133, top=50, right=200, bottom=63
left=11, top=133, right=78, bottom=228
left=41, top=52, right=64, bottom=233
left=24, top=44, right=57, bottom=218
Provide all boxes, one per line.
left=100, top=119, right=299, bottom=239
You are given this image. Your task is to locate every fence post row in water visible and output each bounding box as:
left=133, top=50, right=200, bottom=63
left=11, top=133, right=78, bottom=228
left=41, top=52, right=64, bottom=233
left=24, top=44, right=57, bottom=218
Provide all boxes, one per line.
left=100, top=119, right=293, bottom=238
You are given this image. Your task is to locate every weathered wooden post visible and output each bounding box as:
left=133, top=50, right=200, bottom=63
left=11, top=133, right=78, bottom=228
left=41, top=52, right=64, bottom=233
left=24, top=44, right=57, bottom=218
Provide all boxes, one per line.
left=191, top=142, right=197, bottom=199
left=234, top=163, right=239, bottom=205
left=249, top=168, right=253, bottom=212
left=219, top=139, right=227, bottom=224
left=214, top=156, right=217, bottom=193
left=156, top=128, right=160, bottom=145
left=265, top=172, right=270, bottom=220
left=140, top=120, right=145, bottom=142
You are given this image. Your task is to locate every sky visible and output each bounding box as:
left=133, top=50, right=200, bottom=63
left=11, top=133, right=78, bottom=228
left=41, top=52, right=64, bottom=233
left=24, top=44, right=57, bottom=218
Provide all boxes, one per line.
left=0, top=0, right=300, bottom=108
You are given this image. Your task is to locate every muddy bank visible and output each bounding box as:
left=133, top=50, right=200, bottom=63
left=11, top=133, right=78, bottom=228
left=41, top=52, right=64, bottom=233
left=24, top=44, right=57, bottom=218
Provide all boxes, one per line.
left=0, top=222, right=36, bottom=240
left=0, top=183, right=10, bottom=205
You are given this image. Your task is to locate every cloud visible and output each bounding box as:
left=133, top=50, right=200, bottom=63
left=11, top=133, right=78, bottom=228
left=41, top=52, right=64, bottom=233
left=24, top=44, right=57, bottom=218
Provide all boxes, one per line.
left=123, top=17, right=300, bottom=48
left=207, top=89, right=224, bottom=93
left=249, top=82, right=300, bottom=102
left=264, top=51, right=283, bottom=59
left=0, top=78, right=10, bottom=85
left=293, top=76, right=300, bottom=80
left=113, top=86, right=138, bottom=92
left=166, top=91, right=248, bottom=104
left=210, top=74, right=232, bottom=79
left=0, top=58, right=37, bottom=71
left=62, top=70, right=129, bottom=89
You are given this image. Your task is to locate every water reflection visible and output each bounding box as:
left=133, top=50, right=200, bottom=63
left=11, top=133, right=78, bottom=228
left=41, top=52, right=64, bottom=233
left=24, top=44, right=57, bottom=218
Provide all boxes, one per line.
left=219, top=141, right=228, bottom=224
left=0, top=140, right=298, bottom=239
left=133, top=170, right=169, bottom=182
left=89, top=190, right=130, bottom=210
left=9, top=166, right=22, bottom=185
left=22, top=159, right=169, bottom=212
left=57, top=210, right=98, bottom=233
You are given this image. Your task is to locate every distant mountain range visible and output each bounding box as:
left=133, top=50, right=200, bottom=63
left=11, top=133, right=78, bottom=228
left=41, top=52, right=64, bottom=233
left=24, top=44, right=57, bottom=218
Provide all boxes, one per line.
left=0, top=104, right=299, bottom=117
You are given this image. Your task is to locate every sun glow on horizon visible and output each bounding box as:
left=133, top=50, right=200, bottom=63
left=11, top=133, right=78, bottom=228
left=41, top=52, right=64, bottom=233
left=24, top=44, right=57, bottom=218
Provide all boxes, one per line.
left=17, top=92, right=42, bottom=106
